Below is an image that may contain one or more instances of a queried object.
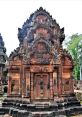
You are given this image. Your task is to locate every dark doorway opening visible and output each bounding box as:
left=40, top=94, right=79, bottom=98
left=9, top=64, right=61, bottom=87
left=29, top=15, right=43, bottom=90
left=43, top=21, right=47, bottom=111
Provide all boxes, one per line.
left=4, top=86, right=7, bottom=93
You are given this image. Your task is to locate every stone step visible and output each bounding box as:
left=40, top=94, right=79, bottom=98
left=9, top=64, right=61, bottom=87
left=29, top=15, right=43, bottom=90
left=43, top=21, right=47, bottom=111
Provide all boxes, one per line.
left=1, top=105, right=82, bottom=117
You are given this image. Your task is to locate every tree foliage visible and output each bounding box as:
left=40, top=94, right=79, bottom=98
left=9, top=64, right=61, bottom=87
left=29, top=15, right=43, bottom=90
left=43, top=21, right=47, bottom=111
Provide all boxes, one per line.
left=65, top=34, right=82, bottom=80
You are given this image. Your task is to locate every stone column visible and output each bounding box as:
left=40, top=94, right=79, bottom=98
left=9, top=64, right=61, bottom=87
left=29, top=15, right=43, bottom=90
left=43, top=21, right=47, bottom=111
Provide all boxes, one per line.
left=50, top=73, right=53, bottom=100
left=8, top=75, right=11, bottom=96
left=0, top=67, right=3, bottom=95
left=20, top=61, right=23, bottom=97
left=58, top=66, right=62, bottom=96
left=30, top=72, right=34, bottom=101
left=53, top=70, right=58, bottom=97
left=22, top=66, right=26, bottom=97
left=25, top=69, right=30, bottom=98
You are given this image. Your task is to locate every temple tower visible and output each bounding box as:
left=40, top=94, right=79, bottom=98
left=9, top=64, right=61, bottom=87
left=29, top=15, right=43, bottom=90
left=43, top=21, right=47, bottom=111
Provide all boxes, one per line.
left=8, top=7, right=74, bottom=100
left=2, top=8, right=82, bottom=117
left=0, top=34, right=7, bottom=95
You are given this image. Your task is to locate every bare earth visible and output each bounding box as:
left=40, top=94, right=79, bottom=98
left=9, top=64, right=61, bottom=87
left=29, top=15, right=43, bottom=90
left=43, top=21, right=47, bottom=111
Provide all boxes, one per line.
left=0, top=115, right=12, bottom=117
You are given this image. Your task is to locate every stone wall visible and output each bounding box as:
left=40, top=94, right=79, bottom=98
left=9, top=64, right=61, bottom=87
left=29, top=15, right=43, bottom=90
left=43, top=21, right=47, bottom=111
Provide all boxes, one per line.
left=73, top=80, right=82, bottom=101
left=73, top=80, right=82, bottom=90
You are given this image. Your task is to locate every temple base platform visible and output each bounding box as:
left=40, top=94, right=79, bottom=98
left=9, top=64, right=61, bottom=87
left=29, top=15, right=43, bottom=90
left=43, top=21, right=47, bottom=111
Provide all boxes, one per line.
left=1, top=95, right=82, bottom=117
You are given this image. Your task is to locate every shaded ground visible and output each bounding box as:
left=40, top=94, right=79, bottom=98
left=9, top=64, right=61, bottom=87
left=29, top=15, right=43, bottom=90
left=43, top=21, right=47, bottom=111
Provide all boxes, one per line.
left=72, top=115, right=82, bottom=117
left=0, top=115, right=82, bottom=117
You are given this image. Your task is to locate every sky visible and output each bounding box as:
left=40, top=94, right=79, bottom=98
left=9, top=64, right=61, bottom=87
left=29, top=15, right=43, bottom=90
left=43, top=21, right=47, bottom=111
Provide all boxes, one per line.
left=0, top=0, right=82, bottom=56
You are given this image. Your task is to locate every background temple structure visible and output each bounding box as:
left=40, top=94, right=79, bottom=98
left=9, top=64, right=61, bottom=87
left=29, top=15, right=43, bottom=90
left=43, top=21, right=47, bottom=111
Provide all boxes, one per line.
left=1, top=7, right=82, bottom=117
left=0, top=34, right=7, bottom=95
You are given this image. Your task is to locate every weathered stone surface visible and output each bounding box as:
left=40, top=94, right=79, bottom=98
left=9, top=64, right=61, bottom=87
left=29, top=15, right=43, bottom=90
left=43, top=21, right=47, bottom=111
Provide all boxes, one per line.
left=0, top=33, right=7, bottom=95
left=8, top=7, right=74, bottom=101
left=1, top=7, right=82, bottom=117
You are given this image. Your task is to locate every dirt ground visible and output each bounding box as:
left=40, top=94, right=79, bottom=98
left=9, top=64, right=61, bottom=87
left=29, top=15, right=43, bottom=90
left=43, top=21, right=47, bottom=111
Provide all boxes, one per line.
left=0, top=115, right=12, bottom=117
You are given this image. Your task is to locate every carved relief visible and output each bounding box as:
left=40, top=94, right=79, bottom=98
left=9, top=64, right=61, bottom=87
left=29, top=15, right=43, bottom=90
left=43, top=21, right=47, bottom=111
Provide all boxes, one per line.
left=10, top=73, right=20, bottom=95
left=35, top=15, right=48, bottom=24
left=30, top=40, right=52, bottom=64
left=34, top=73, right=50, bottom=99
left=34, top=42, right=48, bottom=53
left=31, top=65, right=53, bottom=72
left=26, top=72, right=30, bottom=97
left=11, top=79, right=19, bottom=94
left=62, top=79, right=71, bottom=94
left=34, top=28, right=50, bottom=39
left=53, top=71, right=58, bottom=96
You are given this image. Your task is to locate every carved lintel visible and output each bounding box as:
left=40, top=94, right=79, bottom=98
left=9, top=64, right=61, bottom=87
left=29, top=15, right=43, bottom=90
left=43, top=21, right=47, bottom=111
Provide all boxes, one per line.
left=30, top=65, right=53, bottom=72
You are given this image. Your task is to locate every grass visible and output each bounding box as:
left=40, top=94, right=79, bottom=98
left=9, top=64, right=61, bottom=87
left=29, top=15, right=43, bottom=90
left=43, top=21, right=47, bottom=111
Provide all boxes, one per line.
left=80, top=101, right=82, bottom=105
left=0, top=95, right=6, bottom=101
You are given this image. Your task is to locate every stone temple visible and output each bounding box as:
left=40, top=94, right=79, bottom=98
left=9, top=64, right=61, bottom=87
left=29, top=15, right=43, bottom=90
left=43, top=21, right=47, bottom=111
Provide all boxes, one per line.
left=1, top=7, right=82, bottom=117
left=0, top=34, right=7, bottom=95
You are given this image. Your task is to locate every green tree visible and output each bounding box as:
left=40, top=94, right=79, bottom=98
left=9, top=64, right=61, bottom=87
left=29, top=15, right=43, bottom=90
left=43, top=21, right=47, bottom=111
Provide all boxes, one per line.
left=78, top=40, right=82, bottom=80
left=64, top=34, right=82, bottom=80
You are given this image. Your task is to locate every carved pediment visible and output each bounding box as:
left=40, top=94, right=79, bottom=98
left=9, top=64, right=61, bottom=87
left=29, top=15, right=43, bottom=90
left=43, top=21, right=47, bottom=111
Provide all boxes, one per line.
left=18, top=7, right=65, bottom=45
left=29, top=39, right=51, bottom=64
left=62, top=49, right=74, bottom=67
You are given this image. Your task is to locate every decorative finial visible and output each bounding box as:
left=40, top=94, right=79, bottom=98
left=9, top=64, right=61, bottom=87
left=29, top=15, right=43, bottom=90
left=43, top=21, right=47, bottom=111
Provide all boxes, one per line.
left=39, top=7, right=44, bottom=11
left=0, top=33, right=3, bottom=40
left=0, top=33, right=4, bottom=47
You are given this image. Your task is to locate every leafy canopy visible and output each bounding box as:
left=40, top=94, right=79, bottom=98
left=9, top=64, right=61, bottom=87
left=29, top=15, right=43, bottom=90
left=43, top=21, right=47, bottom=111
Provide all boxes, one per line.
left=64, top=34, right=82, bottom=80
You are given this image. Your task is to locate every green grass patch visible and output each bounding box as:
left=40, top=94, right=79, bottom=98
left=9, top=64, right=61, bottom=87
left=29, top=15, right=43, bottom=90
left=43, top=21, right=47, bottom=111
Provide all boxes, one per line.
left=0, top=95, right=6, bottom=101
left=80, top=101, right=82, bottom=104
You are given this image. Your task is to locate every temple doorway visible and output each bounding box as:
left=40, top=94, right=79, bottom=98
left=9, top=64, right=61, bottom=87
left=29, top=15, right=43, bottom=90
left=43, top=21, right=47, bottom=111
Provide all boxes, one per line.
left=33, top=73, right=50, bottom=100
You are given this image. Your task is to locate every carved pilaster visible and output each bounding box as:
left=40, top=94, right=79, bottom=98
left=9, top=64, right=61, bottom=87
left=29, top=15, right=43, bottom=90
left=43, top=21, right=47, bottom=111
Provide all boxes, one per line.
left=22, top=66, right=26, bottom=97
left=20, top=61, right=23, bottom=97
left=58, top=66, right=62, bottom=96
left=53, top=70, right=58, bottom=97
left=8, top=75, right=11, bottom=96
left=50, top=73, right=53, bottom=99
left=25, top=68, right=30, bottom=98
left=30, top=72, right=34, bottom=101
